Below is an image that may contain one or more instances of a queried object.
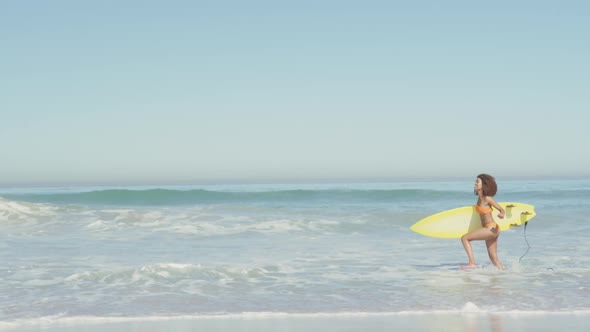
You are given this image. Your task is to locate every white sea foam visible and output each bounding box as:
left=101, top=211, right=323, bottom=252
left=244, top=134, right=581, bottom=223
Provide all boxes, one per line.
left=62, top=263, right=284, bottom=288
left=461, top=302, right=484, bottom=313
left=85, top=220, right=111, bottom=230
left=0, top=197, right=58, bottom=222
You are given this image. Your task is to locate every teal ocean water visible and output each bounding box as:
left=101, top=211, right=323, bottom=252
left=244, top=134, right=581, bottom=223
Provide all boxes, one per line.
left=1, top=179, right=589, bottom=329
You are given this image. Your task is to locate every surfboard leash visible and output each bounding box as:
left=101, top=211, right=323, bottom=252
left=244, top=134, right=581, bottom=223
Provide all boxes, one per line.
left=518, top=221, right=530, bottom=263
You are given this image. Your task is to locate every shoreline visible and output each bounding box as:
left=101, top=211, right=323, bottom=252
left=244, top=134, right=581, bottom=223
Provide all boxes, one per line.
left=2, top=311, right=590, bottom=332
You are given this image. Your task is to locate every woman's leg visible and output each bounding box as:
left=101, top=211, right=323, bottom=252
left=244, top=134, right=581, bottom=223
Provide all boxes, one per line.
left=486, top=235, right=503, bottom=270
left=461, top=227, right=498, bottom=268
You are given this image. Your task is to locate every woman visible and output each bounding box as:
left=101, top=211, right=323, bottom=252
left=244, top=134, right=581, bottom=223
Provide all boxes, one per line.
left=461, top=174, right=505, bottom=270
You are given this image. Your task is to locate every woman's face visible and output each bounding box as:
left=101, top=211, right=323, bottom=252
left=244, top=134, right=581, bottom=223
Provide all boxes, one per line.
left=474, top=177, right=483, bottom=194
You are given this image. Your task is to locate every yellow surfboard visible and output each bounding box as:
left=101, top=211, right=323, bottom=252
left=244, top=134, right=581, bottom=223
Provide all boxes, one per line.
left=410, top=202, right=536, bottom=239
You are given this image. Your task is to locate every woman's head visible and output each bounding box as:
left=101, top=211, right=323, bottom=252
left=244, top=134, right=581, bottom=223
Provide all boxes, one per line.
left=475, top=174, right=498, bottom=196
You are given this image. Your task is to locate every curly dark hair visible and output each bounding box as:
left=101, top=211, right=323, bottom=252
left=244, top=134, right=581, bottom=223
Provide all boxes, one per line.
left=477, top=174, right=498, bottom=196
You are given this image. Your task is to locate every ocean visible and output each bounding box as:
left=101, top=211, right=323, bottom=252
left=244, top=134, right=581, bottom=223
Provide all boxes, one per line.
left=1, top=178, right=589, bottom=331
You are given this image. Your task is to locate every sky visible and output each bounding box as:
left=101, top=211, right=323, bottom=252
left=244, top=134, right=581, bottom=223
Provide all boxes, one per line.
left=1, top=1, right=589, bottom=185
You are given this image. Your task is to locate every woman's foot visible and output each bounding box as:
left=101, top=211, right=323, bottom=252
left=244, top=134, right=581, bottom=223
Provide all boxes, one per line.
left=460, top=264, right=477, bottom=270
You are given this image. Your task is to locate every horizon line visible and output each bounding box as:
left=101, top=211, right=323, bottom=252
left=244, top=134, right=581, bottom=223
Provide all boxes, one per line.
left=1, top=174, right=589, bottom=188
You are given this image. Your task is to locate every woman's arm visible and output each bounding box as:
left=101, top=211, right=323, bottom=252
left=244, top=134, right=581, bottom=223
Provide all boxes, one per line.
left=487, top=197, right=505, bottom=219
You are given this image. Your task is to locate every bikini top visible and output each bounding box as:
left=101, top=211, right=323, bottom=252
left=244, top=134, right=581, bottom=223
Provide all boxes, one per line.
left=475, top=205, right=493, bottom=214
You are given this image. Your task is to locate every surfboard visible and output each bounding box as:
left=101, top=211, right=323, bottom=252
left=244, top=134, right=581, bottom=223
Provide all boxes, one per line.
left=410, top=202, right=536, bottom=239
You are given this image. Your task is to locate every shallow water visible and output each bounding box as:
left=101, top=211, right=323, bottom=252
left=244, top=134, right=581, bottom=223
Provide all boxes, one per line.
left=1, top=179, right=589, bottom=327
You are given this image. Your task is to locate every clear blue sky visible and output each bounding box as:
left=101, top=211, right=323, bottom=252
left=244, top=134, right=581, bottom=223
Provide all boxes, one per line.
left=1, top=1, right=589, bottom=185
